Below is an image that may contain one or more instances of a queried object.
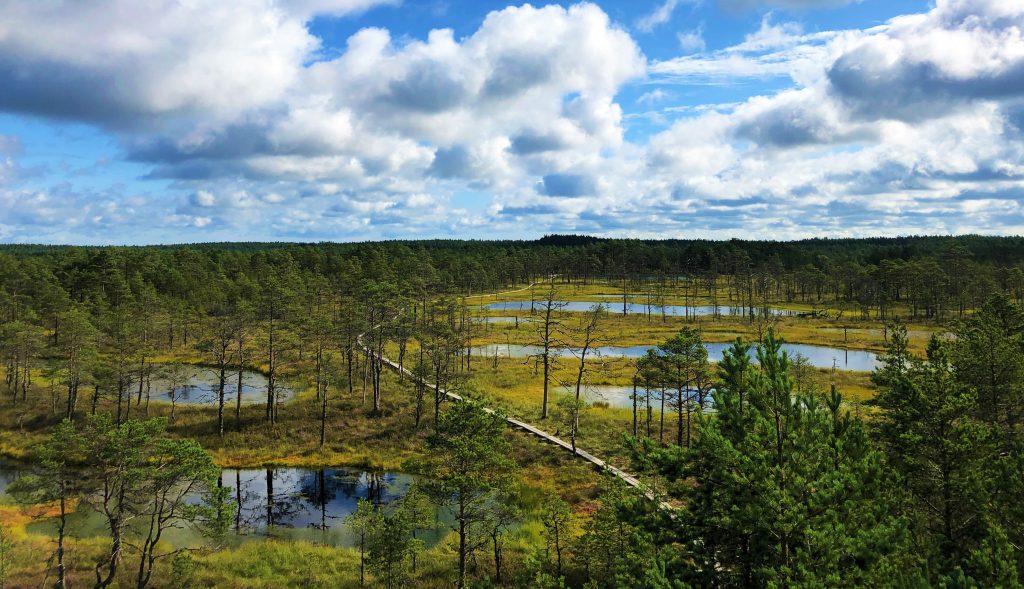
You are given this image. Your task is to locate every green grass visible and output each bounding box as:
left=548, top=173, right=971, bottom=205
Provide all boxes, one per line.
left=0, top=282, right=907, bottom=587
left=471, top=278, right=946, bottom=353
left=473, top=307, right=938, bottom=353
left=0, top=346, right=610, bottom=588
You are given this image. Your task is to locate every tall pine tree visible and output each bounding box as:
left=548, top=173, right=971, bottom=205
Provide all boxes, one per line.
left=635, top=331, right=916, bottom=587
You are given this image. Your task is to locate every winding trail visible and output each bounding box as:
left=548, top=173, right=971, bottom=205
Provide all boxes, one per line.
left=373, top=343, right=656, bottom=500
left=363, top=280, right=660, bottom=503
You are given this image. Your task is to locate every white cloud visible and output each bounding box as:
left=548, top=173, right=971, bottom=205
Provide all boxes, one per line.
left=651, top=15, right=848, bottom=85
left=736, top=14, right=806, bottom=51
left=192, top=191, right=216, bottom=207
left=130, top=2, right=645, bottom=199
left=0, top=0, right=367, bottom=124
left=637, top=0, right=687, bottom=32
left=279, top=0, right=397, bottom=19
left=677, top=25, right=707, bottom=53
left=637, top=89, right=670, bottom=105
left=826, top=0, right=1024, bottom=121
left=641, top=0, right=1024, bottom=237
left=2, top=0, right=1024, bottom=242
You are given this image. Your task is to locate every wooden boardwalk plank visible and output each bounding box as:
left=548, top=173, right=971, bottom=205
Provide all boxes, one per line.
left=368, top=334, right=657, bottom=501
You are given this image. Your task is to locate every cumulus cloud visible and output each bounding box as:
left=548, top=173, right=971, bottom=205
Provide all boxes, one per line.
left=0, top=182, right=162, bottom=243
left=428, top=140, right=514, bottom=187
left=827, top=0, right=1024, bottom=122
left=732, top=87, right=874, bottom=147
left=316, top=5, right=645, bottom=141
left=3, top=0, right=1024, bottom=242
left=192, top=191, right=216, bottom=207
left=0, top=1, right=649, bottom=241
left=0, top=0, right=400, bottom=126
left=0, top=1, right=348, bottom=125
left=642, top=0, right=1024, bottom=237
left=105, top=2, right=643, bottom=196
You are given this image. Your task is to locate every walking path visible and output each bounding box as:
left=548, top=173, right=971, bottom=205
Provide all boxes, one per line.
left=362, top=281, right=662, bottom=504
left=375, top=349, right=654, bottom=498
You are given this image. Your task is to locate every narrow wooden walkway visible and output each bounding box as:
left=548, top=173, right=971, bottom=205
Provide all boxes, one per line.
left=375, top=351, right=653, bottom=499
left=362, top=281, right=660, bottom=503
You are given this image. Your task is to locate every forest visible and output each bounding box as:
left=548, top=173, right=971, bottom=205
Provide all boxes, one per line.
left=0, top=234, right=1022, bottom=588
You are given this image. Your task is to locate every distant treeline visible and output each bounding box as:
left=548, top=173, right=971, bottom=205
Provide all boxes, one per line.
left=3, top=234, right=1024, bottom=324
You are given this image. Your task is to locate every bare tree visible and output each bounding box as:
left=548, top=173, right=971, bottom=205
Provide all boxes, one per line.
left=159, top=363, right=190, bottom=423
left=233, top=302, right=252, bottom=428
left=199, top=305, right=237, bottom=438
left=531, top=282, right=567, bottom=419
left=561, top=304, right=604, bottom=453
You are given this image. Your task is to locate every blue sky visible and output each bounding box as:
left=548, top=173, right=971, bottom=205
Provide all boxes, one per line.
left=1, top=0, right=1022, bottom=244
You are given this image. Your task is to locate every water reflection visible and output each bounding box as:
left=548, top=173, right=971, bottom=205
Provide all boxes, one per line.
left=481, top=301, right=797, bottom=317
left=226, top=467, right=419, bottom=543
left=577, top=386, right=716, bottom=410
left=2, top=463, right=442, bottom=548
left=147, top=365, right=294, bottom=406
left=474, top=342, right=878, bottom=370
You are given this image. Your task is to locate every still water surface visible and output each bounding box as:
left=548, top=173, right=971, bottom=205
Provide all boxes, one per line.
left=147, top=364, right=295, bottom=405
left=0, top=462, right=441, bottom=548
left=473, top=342, right=878, bottom=371
left=482, top=301, right=798, bottom=317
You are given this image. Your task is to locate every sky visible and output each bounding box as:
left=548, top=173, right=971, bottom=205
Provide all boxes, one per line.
left=0, top=0, right=1022, bottom=244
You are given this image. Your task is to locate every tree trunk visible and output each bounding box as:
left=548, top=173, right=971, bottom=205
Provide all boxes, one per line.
left=320, top=380, right=328, bottom=448
left=458, top=499, right=468, bottom=589
left=315, top=344, right=322, bottom=401
left=266, top=313, right=276, bottom=424
left=266, top=469, right=275, bottom=530
left=632, top=379, right=638, bottom=437
left=56, top=477, right=66, bottom=589
left=492, top=533, right=502, bottom=584
left=677, top=384, right=684, bottom=447
left=236, top=337, right=244, bottom=427
left=136, top=356, right=146, bottom=407
left=218, top=362, right=226, bottom=437
left=542, top=350, right=550, bottom=420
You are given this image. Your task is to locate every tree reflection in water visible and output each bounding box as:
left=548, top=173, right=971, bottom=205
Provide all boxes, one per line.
left=222, top=467, right=412, bottom=540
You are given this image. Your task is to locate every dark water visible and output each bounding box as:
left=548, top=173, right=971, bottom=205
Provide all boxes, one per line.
left=221, top=467, right=445, bottom=546
left=1, top=462, right=441, bottom=548
left=474, top=342, right=878, bottom=371
left=481, top=300, right=796, bottom=317
left=146, top=364, right=294, bottom=406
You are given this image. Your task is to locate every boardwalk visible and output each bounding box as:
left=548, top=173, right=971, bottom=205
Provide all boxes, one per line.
left=374, top=350, right=654, bottom=498
left=362, top=281, right=661, bottom=504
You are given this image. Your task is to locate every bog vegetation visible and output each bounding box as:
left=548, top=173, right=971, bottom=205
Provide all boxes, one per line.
left=0, top=235, right=1022, bottom=587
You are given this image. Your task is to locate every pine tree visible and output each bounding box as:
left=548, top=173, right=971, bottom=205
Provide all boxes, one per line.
left=637, top=331, right=917, bottom=586
left=422, top=399, right=517, bottom=588
left=875, top=324, right=1023, bottom=584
